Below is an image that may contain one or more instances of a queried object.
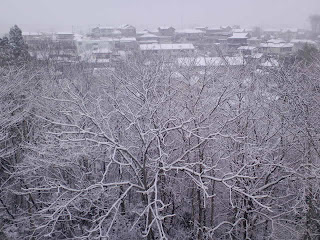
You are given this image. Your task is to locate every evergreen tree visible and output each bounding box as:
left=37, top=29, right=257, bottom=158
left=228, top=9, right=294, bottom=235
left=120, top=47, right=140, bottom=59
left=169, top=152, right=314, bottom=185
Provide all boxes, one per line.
left=8, top=25, right=29, bottom=64
left=0, top=37, right=11, bottom=66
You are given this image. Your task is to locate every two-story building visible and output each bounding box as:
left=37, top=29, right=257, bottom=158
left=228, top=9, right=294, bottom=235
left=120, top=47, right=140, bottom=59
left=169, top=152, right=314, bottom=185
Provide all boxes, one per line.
left=137, top=33, right=159, bottom=44
left=175, top=29, right=205, bottom=42
left=158, top=26, right=175, bottom=36
left=260, top=39, right=293, bottom=55
left=118, top=24, right=136, bottom=37
left=227, top=32, right=250, bottom=52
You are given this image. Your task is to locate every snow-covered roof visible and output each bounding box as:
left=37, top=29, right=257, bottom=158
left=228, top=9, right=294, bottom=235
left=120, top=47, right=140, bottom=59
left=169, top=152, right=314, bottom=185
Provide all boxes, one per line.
left=264, top=28, right=282, bottom=33
left=251, top=53, right=264, bottom=59
left=176, top=29, right=204, bottom=34
left=195, top=26, right=208, bottom=30
left=119, top=24, right=135, bottom=29
left=138, top=40, right=159, bottom=44
left=238, top=46, right=257, bottom=50
left=158, top=26, right=175, bottom=30
left=206, top=27, right=223, bottom=31
left=56, top=32, right=74, bottom=35
left=96, top=26, right=115, bottom=30
left=140, top=43, right=195, bottom=51
left=140, top=33, right=159, bottom=38
left=232, top=29, right=245, bottom=33
left=248, top=37, right=260, bottom=41
left=137, top=30, right=149, bottom=35
left=22, top=32, right=42, bottom=36
left=260, top=43, right=293, bottom=48
left=228, top=33, right=249, bottom=39
left=267, top=38, right=285, bottom=44
left=119, top=37, right=136, bottom=42
left=111, top=30, right=121, bottom=35
left=260, top=59, right=279, bottom=67
left=76, top=37, right=114, bottom=43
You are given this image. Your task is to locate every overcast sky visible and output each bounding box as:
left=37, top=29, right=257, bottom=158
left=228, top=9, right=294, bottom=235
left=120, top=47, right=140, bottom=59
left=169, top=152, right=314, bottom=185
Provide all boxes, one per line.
left=1, top=0, right=320, bottom=33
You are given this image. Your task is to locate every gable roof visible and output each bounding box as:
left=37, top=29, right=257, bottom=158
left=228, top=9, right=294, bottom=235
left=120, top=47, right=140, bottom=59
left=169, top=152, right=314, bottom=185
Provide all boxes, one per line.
left=228, top=32, right=249, bottom=39
left=158, top=26, right=175, bottom=30
left=176, top=29, right=204, bottom=34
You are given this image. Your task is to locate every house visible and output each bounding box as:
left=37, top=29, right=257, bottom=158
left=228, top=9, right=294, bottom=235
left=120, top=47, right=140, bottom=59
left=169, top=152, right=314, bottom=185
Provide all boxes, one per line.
left=92, top=48, right=112, bottom=60
left=115, top=37, right=138, bottom=50
left=91, top=26, right=121, bottom=38
left=51, top=32, right=77, bottom=61
left=260, top=58, right=279, bottom=68
left=55, top=32, right=74, bottom=41
left=22, top=32, right=44, bottom=49
left=247, top=37, right=262, bottom=46
left=260, top=41, right=293, bottom=55
left=175, top=29, right=205, bottom=42
left=195, top=26, right=208, bottom=32
left=227, top=32, right=250, bottom=50
left=22, top=32, right=43, bottom=42
left=140, top=43, right=195, bottom=56
left=137, top=33, right=159, bottom=44
left=119, top=24, right=136, bottom=37
left=267, top=38, right=286, bottom=44
left=158, top=26, right=175, bottom=36
left=205, top=27, right=232, bottom=43
left=87, top=48, right=121, bottom=67
left=238, top=46, right=258, bottom=56
left=75, top=37, right=114, bottom=53
left=136, top=30, right=149, bottom=37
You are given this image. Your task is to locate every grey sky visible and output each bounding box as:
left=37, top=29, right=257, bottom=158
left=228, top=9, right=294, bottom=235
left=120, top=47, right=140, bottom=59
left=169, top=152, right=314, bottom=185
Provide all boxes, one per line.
left=1, top=0, right=320, bottom=33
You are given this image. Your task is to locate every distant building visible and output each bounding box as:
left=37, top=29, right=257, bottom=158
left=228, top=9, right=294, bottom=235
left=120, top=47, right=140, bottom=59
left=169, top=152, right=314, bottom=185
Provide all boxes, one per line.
left=22, top=32, right=43, bottom=43
left=137, top=33, right=159, bottom=44
left=227, top=32, right=250, bottom=51
left=260, top=41, right=293, bottom=55
left=91, top=26, right=121, bottom=38
left=247, top=37, right=262, bottom=46
left=195, top=26, right=207, bottom=32
left=115, top=37, right=138, bottom=50
left=175, top=29, right=205, bottom=42
left=158, top=26, right=175, bottom=36
left=55, top=32, right=74, bottom=41
left=118, top=24, right=136, bottom=37
left=205, top=27, right=232, bottom=43
left=75, top=37, right=115, bottom=56
left=238, top=46, right=258, bottom=56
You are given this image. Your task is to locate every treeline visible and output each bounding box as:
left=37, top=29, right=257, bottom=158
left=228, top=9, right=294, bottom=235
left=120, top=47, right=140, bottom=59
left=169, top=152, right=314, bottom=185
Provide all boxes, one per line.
left=0, top=25, right=29, bottom=66
left=1, top=25, right=320, bottom=240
